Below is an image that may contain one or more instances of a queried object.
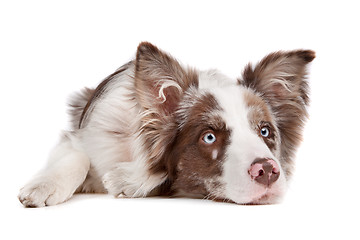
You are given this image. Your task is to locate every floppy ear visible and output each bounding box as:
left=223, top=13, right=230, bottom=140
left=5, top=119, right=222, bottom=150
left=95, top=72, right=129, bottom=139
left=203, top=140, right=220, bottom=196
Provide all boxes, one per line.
left=135, top=42, right=198, bottom=116
left=240, top=50, right=315, bottom=174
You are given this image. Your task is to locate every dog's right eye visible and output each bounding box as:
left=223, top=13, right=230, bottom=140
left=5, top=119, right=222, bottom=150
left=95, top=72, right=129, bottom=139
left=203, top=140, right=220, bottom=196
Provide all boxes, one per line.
left=203, top=132, right=216, bottom=144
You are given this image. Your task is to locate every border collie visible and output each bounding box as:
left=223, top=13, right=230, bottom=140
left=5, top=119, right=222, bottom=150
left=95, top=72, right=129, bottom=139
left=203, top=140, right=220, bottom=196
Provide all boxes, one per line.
left=18, top=42, right=315, bottom=207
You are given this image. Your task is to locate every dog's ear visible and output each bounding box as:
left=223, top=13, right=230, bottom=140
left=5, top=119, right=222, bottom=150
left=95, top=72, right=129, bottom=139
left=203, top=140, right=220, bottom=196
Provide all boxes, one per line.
left=135, top=42, right=198, bottom=116
left=134, top=42, right=198, bottom=177
left=240, top=50, right=315, bottom=173
left=241, top=50, right=315, bottom=107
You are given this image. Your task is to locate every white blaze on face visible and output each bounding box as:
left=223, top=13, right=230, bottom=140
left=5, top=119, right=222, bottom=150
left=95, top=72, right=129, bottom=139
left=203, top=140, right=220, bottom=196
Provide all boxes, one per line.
left=208, top=86, right=287, bottom=204
left=211, top=149, right=218, bottom=160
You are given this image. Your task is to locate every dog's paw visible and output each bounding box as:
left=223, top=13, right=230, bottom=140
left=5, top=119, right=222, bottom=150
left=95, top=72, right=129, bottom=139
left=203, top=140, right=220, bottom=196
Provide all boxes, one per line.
left=18, top=180, right=70, bottom=207
left=102, top=166, right=166, bottom=198
left=102, top=172, right=138, bottom=198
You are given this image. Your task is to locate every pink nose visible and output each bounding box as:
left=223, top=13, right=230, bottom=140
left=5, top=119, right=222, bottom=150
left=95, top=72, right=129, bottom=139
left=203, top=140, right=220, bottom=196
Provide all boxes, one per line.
left=248, top=158, right=280, bottom=187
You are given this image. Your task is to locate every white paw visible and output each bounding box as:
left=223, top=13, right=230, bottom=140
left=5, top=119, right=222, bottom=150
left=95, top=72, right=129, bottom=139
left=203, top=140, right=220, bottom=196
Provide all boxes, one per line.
left=18, top=180, right=71, bottom=207
left=102, top=172, right=137, bottom=198
left=102, top=167, right=166, bottom=198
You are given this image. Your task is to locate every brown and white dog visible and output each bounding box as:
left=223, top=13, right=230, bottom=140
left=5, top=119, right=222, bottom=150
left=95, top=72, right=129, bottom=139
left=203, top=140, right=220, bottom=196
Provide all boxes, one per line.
left=18, top=42, right=315, bottom=207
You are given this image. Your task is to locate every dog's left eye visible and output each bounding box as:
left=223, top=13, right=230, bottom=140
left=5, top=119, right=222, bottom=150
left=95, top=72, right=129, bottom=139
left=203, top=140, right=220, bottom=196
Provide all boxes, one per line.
left=203, top=133, right=216, bottom=144
left=260, top=127, right=270, bottom=138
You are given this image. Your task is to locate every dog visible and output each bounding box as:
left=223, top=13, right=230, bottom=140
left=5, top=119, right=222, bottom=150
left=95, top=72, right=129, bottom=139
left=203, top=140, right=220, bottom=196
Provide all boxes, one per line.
left=18, top=42, right=315, bottom=207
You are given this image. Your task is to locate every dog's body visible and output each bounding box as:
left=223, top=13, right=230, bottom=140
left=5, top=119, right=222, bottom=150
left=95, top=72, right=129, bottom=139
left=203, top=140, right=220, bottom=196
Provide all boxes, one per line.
left=18, top=42, right=315, bottom=207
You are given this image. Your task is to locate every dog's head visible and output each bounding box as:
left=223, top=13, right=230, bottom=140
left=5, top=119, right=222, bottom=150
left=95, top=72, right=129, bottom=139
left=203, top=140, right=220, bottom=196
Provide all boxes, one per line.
left=135, top=42, right=315, bottom=204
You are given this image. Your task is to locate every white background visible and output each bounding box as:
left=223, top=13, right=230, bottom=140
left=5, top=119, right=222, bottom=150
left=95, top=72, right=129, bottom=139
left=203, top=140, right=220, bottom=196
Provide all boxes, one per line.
left=1, top=0, right=359, bottom=239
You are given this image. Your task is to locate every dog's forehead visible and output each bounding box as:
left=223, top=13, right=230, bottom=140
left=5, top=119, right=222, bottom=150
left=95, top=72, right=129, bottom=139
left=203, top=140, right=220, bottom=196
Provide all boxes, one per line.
left=198, top=70, right=237, bottom=89
left=180, top=70, right=272, bottom=133
left=196, top=70, right=250, bottom=126
left=206, top=85, right=252, bottom=129
left=203, top=85, right=274, bottom=132
left=177, top=88, right=225, bottom=131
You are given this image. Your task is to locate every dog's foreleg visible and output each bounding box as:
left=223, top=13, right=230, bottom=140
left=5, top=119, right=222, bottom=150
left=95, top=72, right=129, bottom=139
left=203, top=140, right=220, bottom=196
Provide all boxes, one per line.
left=103, top=160, right=166, bottom=198
left=18, top=134, right=90, bottom=207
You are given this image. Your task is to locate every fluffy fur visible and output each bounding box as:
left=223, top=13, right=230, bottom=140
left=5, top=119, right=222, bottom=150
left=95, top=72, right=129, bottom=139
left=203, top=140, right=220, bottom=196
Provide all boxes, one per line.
left=18, top=42, right=315, bottom=207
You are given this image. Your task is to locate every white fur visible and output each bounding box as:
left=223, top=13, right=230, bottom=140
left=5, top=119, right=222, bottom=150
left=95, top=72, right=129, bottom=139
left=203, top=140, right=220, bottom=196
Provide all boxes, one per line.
left=19, top=57, right=291, bottom=206
left=211, top=149, right=218, bottom=160
left=79, top=64, right=167, bottom=197
left=18, top=133, right=90, bottom=207
left=198, top=69, right=236, bottom=89
left=209, top=86, right=287, bottom=204
left=19, top=64, right=167, bottom=206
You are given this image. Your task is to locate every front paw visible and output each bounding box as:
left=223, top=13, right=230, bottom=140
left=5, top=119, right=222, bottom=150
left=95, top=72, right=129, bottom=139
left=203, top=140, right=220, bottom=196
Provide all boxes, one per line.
left=102, top=172, right=137, bottom=198
left=102, top=167, right=166, bottom=198
left=18, top=180, right=70, bottom=207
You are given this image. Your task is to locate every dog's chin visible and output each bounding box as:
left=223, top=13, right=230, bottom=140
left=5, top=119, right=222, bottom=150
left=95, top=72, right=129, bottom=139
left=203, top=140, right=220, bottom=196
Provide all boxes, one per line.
left=245, top=192, right=283, bottom=205
left=221, top=188, right=284, bottom=205
left=212, top=192, right=282, bottom=205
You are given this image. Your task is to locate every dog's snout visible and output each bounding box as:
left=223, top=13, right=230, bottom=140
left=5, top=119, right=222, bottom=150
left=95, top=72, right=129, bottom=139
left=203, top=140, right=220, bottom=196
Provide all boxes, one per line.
left=248, top=158, right=280, bottom=187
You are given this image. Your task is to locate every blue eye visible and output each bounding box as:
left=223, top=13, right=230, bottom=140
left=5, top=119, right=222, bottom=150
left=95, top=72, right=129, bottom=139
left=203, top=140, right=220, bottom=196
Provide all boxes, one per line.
left=260, top=127, right=270, bottom=138
left=203, top=133, right=216, bottom=144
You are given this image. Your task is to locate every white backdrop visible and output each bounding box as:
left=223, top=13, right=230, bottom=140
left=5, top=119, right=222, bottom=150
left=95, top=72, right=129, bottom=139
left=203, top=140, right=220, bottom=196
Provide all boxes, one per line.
left=1, top=0, right=359, bottom=239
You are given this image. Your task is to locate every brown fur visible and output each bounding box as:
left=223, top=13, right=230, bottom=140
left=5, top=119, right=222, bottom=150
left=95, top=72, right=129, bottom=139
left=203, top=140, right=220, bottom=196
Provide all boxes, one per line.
left=134, top=42, right=199, bottom=176
left=135, top=42, right=198, bottom=116
left=160, top=93, right=230, bottom=197
left=240, top=50, right=315, bottom=176
left=243, top=90, right=278, bottom=152
left=19, top=41, right=315, bottom=207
